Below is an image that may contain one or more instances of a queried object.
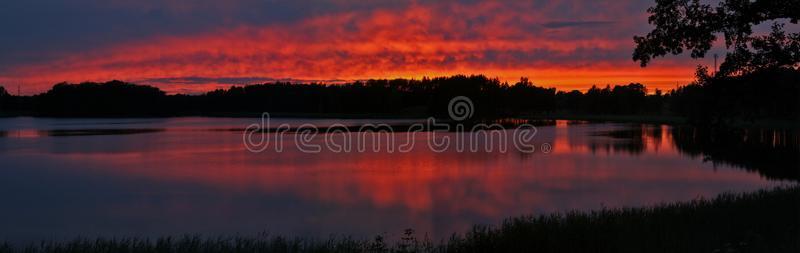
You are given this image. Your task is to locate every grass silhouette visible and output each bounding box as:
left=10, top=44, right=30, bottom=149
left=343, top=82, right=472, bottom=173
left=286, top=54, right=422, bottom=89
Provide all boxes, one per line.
left=1, top=187, right=797, bottom=253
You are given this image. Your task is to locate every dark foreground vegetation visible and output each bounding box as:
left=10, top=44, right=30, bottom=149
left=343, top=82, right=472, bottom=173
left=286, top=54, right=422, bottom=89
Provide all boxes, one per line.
left=1, top=187, right=797, bottom=253
left=0, top=68, right=798, bottom=125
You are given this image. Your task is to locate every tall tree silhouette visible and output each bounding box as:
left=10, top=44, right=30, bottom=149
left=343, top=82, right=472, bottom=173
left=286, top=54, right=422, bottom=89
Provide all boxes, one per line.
left=633, top=0, right=800, bottom=124
left=633, top=0, right=799, bottom=75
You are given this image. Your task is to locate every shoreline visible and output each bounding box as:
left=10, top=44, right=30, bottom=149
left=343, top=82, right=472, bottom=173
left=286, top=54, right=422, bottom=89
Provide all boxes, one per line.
left=2, top=112, right=797, bottom=129
left=1, top=186, right=797, bottom=252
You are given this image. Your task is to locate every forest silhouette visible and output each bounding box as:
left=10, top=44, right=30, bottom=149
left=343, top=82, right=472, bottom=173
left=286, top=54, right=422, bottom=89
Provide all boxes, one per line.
left=1, top=0, right=798, bottom=123
left=0, top=1, right=798, bottom=252
left=0, top=69, right=797, bottom=124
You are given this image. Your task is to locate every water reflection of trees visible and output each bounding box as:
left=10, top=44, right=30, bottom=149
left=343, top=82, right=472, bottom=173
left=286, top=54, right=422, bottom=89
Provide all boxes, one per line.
left=594, top=125, right=800, bottom=181
left=588, top=125, right=665, bottom=155
left=671, top=127, right=800, bottom=182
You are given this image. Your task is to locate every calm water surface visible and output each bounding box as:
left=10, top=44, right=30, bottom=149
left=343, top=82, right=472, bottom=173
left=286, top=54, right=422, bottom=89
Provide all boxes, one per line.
left=0, top=117, right=795, bottom=242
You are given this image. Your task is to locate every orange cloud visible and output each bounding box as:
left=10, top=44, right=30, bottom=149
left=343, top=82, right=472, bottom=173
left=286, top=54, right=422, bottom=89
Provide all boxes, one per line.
left=0, top=1, right=700, bottom=94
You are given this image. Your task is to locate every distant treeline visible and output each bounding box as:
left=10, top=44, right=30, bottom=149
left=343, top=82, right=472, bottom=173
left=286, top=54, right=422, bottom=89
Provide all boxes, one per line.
left=1, top=69, right=798, bottom=123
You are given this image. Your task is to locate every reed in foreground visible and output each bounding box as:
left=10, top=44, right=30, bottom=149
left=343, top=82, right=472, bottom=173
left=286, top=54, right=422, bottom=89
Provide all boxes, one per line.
left=2, top=187, right=798, bottom=253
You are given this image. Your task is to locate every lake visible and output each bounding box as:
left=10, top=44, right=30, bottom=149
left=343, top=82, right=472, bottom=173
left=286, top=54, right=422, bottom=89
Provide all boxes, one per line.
left=0, top=117, right=796, bottom=243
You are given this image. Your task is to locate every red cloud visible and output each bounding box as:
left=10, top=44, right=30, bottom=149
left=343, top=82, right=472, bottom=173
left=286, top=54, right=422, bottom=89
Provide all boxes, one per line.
left=0, top=1, right=700, bottom=94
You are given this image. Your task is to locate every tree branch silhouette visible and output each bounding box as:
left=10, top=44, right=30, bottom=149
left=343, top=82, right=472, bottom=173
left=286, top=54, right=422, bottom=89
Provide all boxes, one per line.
left=633, top=0, right=799, bottom=76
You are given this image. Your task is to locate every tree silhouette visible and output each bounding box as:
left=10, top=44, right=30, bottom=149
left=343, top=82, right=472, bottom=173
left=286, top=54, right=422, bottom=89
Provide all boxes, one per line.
left=0, top=77, right=678, bottom=118
left=719, top=23, right=800, bottom=76
left=0, top=74, right=795, bottom=121
left=633, top=0, right=799, bottom=75
left=668, top=67, right=800, bottom=124
left=0, top=86, right=7, bottom=112
left=37, top=80, right=167, bottom=116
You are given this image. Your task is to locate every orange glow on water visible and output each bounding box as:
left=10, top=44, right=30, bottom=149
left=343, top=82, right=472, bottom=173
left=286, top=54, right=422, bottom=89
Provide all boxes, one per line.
left=2, top=118, right=786, bottom=239
left=53, top=123, right=771, bottom=218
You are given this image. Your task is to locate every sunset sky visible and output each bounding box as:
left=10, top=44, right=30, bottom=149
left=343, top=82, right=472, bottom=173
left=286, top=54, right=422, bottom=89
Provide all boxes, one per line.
left=0, top=0, right=719, bottom=94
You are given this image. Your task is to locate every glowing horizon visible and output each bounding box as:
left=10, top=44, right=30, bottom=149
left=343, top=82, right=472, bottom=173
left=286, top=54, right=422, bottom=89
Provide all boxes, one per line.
left=0, top=0, right=709, bottom=95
